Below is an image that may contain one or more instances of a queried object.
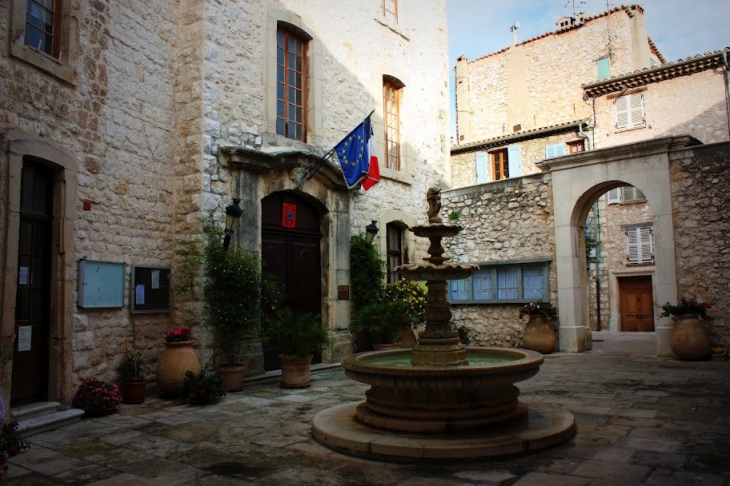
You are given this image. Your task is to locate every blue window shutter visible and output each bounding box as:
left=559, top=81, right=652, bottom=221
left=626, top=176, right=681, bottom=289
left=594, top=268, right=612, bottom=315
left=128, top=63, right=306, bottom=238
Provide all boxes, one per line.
left=475, top=152, right=487, bottom=184
left=545, top=143, right=565, bottom=158
left=597, top=57, right=610, bottom=79
left=507, top=145, right=521, bottom=177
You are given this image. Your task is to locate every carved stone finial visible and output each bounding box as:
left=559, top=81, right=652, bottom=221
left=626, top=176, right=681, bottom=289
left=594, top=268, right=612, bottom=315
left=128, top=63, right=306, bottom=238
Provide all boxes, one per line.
left=426, top=186, right=442, bottom=223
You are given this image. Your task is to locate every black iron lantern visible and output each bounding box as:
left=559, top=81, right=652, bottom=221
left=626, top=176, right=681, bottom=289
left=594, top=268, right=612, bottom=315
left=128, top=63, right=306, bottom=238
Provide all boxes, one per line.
left=365, top=220, right=379, bottom=243
left=223, top=198, right=243, bottom=250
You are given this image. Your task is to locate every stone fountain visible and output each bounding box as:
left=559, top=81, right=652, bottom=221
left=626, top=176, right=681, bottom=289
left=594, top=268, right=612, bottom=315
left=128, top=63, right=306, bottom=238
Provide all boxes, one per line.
left=313, top=188, right=575, bottom=461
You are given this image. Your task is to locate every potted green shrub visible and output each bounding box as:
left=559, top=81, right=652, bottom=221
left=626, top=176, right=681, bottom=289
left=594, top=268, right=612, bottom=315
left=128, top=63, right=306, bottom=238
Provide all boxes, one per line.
left=519, top=300, right=559, bottom=354
left=659, top=296, right=713, bottom=360
left=262, top=308, right=331, bottom=388
left=201, top=212, right=280, bottom=391
left=350, top=299, right=414, bottom=350
left=181, top=370, right=225, bottom=405
left=116, top=350, right=147, bottom=404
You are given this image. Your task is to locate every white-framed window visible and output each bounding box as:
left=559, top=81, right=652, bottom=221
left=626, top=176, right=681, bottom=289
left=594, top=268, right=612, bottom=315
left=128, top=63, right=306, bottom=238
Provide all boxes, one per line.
left=448, top=260, right=550, bottom=303
left=606, top=186, right=646, bottom=205
left=615, top=93, right=645, bottom=130
left=545, top=143, right=566, bottom=158
left=626, top=226, right=653, bottom=264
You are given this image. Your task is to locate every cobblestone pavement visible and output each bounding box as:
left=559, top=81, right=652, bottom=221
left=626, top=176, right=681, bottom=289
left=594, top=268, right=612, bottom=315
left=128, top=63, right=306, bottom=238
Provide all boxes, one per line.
left=6, top=332, right=730, bottom=485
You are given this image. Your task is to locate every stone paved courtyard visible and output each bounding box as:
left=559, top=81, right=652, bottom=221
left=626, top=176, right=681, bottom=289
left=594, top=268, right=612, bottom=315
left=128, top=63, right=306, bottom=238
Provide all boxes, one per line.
left=5, top=332, right=729, bottom=485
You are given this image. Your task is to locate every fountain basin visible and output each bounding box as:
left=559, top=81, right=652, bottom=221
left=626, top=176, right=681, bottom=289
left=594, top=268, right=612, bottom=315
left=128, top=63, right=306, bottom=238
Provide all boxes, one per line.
left=341, top=347, right=543, bottom=434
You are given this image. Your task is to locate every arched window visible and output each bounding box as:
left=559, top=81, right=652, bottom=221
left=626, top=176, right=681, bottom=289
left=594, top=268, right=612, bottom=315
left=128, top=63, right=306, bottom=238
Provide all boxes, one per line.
left=383, top=76, right=404, bottom=170
left=277, top=24, right=309, bottom=141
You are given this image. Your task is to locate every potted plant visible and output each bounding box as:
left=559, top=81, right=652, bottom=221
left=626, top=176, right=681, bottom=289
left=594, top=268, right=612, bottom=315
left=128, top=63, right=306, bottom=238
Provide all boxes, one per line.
left=201, top=213, right=280, bottom=392
left=0, top=422, right=30, bottom=479
left=156, top=327, right=201, bottom=398
left=181, top=370, right=225, bottom=405
left=659, top=296, right=713, bottom=360
left=116, top=350, right=147, bottom=404
left=71, top=378, right=122, bottom=417
left=519, top=300, right=559, bottom=354
left=350, top=299, right=414, bottom=350
left=262, top=308, right=331, bottom=388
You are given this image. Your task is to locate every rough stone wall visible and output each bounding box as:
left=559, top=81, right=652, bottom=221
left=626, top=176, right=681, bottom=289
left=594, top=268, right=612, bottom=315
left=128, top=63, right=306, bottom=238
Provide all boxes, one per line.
left=593, top=69, right=729, bottom=149
left=441, top=173, right=556, bottom=347
left=670, top=144, right=730, bottom=345
left=0, top=1, right=179, bottom=389
left=458, top=8, right=644, bottom=146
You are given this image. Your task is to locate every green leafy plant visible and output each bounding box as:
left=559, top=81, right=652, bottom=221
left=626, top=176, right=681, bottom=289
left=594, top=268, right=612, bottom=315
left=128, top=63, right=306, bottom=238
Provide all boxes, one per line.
left=449, top=210, right=461, bottom=221
left=450, top=321, right=471, bottom=346
left=351, top=299, right=413, bottom=347
left=181, top=370, right=225, bottom=405
left=659, top=296, right=713, bottom=321
left=72, top=378, right=122, bottom=417
left=350, top=234, right=386, bottom=312
left=116, top=350, right=145, bottom=383
left=519, top=300, right=558, bottom=321
left=383, top=280, right=427, bottom=328
left=0, top=422, right=30, bottom=479
left=262, top=308, right=331, bottom=358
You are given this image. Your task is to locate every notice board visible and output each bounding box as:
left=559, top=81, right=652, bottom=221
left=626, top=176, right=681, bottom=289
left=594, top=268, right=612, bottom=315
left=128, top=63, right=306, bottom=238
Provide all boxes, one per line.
left=78, top=260, right=125, bottom=308
left=131, top=265, right=171, bottom=313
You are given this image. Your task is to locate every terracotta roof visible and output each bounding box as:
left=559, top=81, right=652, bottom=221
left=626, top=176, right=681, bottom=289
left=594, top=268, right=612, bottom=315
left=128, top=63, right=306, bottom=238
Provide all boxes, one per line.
left=466, top=5, right=647, bottom=64
left=582, top=48, right=729, bottom=97
left=452, top=120, right=588, bottom=154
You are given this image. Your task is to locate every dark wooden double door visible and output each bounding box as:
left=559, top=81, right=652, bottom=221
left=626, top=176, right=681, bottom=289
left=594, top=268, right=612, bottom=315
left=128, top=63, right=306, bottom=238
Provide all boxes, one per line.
left=12, top=162, right=53, bottom=406
left=619, top=276, right=654, bottom=332
left=261, top=193, right=322, bottom=371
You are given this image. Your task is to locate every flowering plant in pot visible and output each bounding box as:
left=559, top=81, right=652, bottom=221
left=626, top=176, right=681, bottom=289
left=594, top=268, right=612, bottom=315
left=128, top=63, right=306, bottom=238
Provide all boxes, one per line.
left=659, top=296, right=713, bottom=361
left=116, top=350, right=147, bottom=404
left=72, top=378, right=122, bottom=417
left=165, top=328, right=192, bottom=342
left=659, top=296, right=713, bottom=321
left=0, top=422, right=30, bottom=479
left=519, top=300, right=558, bottom=354
left=156, top=327, right=201, bottom=398
left=181, top=370, right=226, bottom=405
left=518, top=300, right=558, bottom=321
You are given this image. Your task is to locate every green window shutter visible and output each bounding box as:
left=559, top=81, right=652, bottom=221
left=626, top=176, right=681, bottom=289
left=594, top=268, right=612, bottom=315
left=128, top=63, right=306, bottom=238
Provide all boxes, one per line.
left=507, top=145, right=522, bottom=177
left=475, top=152, right=487, bottom=184
left=597, top=57, right=610, bottom=79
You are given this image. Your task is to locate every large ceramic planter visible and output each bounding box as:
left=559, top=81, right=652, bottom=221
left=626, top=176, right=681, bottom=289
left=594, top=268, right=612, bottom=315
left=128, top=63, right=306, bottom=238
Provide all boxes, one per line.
left=120, top=380, right=147, bottom=404
left=156, top=341, right=201, bottom=398
left=522, top=314, right=557, bottom=354
left=279, top=355, right=312, bottom=389
left=670, top=314, right=711, bottom=361
left=217, top=364, right=247, bottom=392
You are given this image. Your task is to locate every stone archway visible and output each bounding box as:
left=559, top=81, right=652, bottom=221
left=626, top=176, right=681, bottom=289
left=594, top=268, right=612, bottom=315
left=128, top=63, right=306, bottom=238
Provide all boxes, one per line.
left=537, top=136, right=697, bottom=356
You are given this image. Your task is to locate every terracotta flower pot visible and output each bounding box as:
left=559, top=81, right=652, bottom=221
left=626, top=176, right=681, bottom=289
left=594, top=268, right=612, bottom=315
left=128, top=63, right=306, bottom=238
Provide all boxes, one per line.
left=216, top=363, right=247, bottom=392
left=522, top=314, right=557, bottom=354
left=120, top=380, right=147, bottom=404
left=670, top=314, right=711, bottom=360
left=156, top=341, right=201, bottom=398
left=279, top=355, right=312, bottom=389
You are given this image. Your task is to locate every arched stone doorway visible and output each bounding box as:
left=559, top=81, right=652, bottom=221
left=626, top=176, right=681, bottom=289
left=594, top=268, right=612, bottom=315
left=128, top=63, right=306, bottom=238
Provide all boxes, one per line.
left=538, top=136, right=696, bottom=356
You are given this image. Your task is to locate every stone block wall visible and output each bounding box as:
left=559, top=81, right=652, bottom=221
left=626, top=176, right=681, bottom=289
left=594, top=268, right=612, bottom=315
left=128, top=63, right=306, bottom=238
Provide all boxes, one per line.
left=670, top=143, right=730, bottom=345
left=441, top=173, right=556, bottom=347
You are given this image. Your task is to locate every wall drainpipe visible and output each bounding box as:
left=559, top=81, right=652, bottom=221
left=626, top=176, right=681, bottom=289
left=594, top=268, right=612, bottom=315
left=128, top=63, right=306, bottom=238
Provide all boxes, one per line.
left=722, top=50, right=730, bottom=139
left=578, top=122, right=592, bottom=150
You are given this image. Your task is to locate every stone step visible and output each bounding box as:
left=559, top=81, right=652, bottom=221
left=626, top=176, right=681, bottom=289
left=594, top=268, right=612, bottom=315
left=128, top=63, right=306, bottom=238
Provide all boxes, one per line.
left=10, top=401, right=61, bottom=421
left=15, top=408, right=85, bottom=437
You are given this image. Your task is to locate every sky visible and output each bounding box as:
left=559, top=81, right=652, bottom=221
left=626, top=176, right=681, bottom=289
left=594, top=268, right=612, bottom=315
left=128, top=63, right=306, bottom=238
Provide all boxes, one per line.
left=446, top=0, right=730, bottom=136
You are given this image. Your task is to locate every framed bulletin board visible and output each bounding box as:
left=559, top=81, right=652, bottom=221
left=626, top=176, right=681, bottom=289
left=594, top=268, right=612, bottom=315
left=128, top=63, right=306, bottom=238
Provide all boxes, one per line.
left=131, top=265, right=171, bottom=313
left=78, top=260, right=125, bottom=308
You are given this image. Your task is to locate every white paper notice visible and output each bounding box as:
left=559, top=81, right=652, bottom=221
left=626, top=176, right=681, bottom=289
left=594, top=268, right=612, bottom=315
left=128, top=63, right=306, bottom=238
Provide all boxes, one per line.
left=151, top=270, right=160, bottom=289
left=136, top=284, right=145, bottom=305
left=18, top=267, right=29, bottom=285
left=18, top=326, right=31, bottom=352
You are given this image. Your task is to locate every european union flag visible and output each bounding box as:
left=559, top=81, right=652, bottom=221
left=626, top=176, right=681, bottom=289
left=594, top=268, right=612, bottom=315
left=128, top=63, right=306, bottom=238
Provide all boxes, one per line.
left=335, top=117, right=372, bottom=189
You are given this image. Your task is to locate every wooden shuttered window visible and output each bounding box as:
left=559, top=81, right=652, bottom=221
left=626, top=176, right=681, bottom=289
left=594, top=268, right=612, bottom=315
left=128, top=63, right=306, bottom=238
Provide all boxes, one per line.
left=597, top=57, right=610, bottom=79
left=475, top=152, right=488, bottom=184
left=615, top=93, right=645, bottom=130
left=545, top=143, right=565, bottom=158
left=626, top=227, right=653, bottom=264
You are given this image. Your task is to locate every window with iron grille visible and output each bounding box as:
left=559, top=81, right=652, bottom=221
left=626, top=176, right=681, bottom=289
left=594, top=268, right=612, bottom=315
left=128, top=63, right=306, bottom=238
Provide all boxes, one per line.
left=276, top=26, right=307, bottom=142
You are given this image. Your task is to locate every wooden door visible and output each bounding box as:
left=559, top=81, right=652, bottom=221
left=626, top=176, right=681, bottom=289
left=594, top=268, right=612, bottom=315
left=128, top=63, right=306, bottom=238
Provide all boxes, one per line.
left=261, top=193, right=322, bottom=370
left=11, top=163, right=53, bottom=406
left=619, top=276, right=654, bottom=332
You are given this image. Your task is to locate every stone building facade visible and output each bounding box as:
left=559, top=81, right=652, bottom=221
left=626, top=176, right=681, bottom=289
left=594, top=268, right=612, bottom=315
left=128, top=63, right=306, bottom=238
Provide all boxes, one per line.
left=0, top=0, right=449, bottom=408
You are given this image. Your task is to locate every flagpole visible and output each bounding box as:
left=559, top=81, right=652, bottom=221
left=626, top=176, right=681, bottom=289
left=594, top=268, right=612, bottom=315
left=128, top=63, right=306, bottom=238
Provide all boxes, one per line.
left=300, top=110, right=376, bottom=183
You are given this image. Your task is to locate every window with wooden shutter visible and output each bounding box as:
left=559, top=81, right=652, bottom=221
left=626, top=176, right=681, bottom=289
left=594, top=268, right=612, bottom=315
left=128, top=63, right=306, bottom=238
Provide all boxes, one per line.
left=507, top=145, right=522, bottom=177
left=626, top=227, right=653, bottom=264
left=597, top=57, right=610, bottom=79
left=615, top=93, right=645, bottom=130
left=545, top=143, right=565, bottom=158
left=475, top=152, right=488, bottom=184
left=606, top=188, right=621, bottom=204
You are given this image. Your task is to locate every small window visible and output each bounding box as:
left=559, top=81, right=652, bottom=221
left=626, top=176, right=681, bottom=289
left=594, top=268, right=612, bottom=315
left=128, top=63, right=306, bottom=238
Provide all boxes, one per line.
left=491, top=149, right=508, bottom=180
left=606, top=186, right=646, bottom=205
left=626, top=227, right=653, bottom=264
left=382, top=0, right=398, bottom=22
left=276, top=25, right=308, bottom=142
left=597, top=57, right=610, bottom=79
left=449, top=262, right=549, bottom=303
left=615, top=93, right=645, bottom=130
left=386, top=223, right=405, bottom=283
left=383, top=76, right=403, bottom=170
left=568, top=140, right=585, bottom=153
left=545, top=143, right=565, bottom=158
left=25, top=0, right=62, bottom=57
left=490, top=146, right=522, bottom=181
